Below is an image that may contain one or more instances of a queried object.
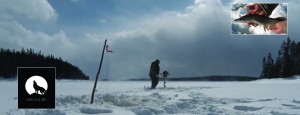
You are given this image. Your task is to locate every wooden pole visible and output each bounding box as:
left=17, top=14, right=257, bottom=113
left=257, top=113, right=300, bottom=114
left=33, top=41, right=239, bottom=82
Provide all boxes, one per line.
left=91, top=39, right=107, bottom=104
left=164, top=78, right=166, bottom=87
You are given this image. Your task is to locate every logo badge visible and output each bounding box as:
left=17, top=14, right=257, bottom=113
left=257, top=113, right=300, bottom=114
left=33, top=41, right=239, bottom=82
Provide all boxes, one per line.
left=25, top=76, right=48, bottom=95
left=18, top=67, right=55, bottom=109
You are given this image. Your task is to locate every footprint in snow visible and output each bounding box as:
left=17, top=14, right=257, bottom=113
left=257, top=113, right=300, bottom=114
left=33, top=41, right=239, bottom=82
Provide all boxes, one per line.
left=233, top=106, right=263, bottom=112
left=257, top=98, right=274, bottom=102
left=292, top=99, right=300, bottom=104
left=270, top=110, right=298, bottom=115
left=281, top=104, right=300, bottom=109
left=79, top=107, right=113, bottom=114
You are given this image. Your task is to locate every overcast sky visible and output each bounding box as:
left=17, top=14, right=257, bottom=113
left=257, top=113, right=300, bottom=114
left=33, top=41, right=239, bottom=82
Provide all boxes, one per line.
left=1, top=0, right=300, bottom=80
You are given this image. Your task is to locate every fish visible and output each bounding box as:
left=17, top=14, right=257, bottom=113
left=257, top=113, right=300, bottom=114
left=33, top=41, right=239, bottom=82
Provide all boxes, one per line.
left=234, top=14, right=286, bottom=32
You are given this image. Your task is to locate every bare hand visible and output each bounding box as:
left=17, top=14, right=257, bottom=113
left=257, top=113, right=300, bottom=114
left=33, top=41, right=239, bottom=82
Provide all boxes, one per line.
left=246, top=4, right=266, bottom=16
left=245, top=4, right=265, bottom=26
left=269, top=21, right=287, bottom=34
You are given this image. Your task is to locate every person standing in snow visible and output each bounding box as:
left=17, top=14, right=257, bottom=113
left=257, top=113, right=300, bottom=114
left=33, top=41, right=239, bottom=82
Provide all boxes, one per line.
left=149, top=59, right=160, bottom=89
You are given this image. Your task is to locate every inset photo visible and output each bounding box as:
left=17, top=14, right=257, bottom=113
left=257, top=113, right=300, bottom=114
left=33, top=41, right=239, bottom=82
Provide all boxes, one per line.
left=231, top=3, right=287, bottom=35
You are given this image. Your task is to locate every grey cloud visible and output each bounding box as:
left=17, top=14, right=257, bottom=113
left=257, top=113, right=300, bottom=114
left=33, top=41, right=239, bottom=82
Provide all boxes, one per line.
left=92, top=0, right=298, bottom=79
left=0, top=0, right=57, bottom=22
left=1, top=0, right=300, bottom=80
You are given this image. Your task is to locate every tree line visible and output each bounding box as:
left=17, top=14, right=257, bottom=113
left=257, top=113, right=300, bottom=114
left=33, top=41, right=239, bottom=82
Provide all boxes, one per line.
left=0, top=48, right=89, bottom=80
left=261, top=37, right=300, bottom=78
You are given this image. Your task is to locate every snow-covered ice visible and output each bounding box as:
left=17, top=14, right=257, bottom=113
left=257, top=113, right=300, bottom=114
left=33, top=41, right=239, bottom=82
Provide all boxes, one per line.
left=1, top=76, right=300, bottom=115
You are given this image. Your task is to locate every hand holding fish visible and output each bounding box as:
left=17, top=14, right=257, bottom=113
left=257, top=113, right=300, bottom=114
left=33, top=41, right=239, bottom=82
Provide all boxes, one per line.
left=246, top=4, right=266, bottom=16
left=234, top=4, right=287, bottom=34
left=234, top=14, right=286, bottom=33
left=269, top=21, right=287, bottom=34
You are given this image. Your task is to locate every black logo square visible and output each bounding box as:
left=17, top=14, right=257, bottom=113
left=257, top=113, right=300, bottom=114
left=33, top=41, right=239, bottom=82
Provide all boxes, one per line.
left=18, top=67, right=55, bottom=109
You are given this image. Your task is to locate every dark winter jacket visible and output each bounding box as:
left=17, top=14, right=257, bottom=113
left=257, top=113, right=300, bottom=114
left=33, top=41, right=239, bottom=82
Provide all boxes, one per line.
left=149, top=61, right=160, bottom=77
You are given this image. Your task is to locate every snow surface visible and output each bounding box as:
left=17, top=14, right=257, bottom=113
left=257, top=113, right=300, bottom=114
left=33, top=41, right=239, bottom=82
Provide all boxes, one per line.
left=1, top=76, right=300, bottom=115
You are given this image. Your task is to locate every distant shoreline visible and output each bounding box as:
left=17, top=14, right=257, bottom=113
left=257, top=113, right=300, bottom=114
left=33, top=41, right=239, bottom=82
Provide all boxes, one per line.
left=127, top=75, right=259, bottom=81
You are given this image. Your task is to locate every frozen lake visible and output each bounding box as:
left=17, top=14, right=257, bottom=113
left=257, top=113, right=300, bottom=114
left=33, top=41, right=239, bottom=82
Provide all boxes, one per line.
left=1, top=77, right=300, bottom=114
